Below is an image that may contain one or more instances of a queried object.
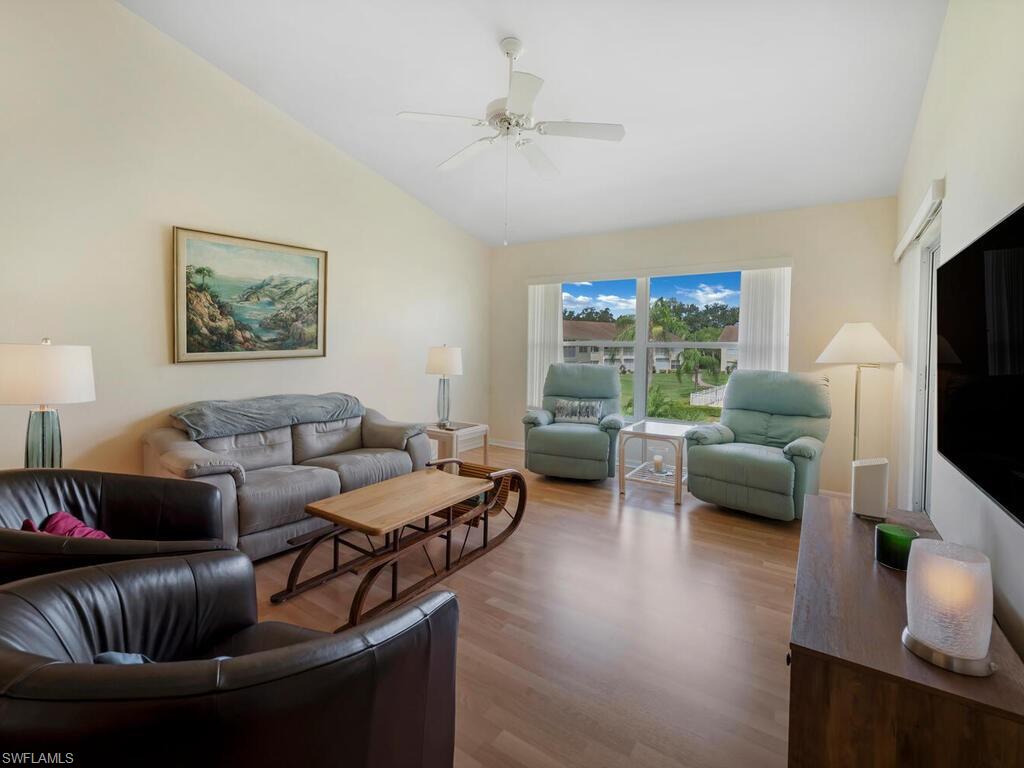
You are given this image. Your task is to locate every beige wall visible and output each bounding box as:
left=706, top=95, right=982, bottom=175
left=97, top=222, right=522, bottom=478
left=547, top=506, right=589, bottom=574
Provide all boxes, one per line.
left=0, top=0, right=490, bottom=472
left=896, top=0, right=1024, bottom=650
left=489, top=198, right=898, bottom=494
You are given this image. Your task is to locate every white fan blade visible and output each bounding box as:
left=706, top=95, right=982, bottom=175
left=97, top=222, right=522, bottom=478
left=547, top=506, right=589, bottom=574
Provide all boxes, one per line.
left=535, top=121, right=625, bottom=141
left=398, top=111, right=486, bottom=127
left=438, top=136, right=497, bottom=170
left=507, top=72, right=544, bottom=115
left=517, top=140, right=559, bottom=178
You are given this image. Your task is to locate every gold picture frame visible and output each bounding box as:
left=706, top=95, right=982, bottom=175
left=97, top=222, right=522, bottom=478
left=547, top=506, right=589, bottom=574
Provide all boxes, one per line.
left=173, top=227, right=327, bottom=363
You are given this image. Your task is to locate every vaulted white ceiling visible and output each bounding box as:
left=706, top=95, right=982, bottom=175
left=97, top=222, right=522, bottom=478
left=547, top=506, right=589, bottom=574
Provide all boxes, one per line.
left=119, top=0, right=947, bottom=245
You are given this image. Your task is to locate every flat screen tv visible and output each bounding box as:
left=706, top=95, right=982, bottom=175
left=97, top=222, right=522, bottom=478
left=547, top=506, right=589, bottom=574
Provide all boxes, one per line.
left=936, top=203, right=1024, bottom=527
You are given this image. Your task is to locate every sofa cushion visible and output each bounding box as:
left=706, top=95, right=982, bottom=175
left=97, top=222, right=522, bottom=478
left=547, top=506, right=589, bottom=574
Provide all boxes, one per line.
left=199, top=427, right=293, bottom=472
left=687, top=442, right=794, bottom=495
left=236, top=465, right=339, bottom=537
left=302, top=449, right=413, bottom=492
left=525, top=423, right=610, bottom=462
left=291, top=418, right=362, bottom=463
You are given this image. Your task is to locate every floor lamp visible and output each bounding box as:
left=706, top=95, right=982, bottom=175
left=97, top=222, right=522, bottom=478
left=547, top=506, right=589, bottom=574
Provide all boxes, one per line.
left=0, top=339, right=96, bottom=468
left=816, top=322, right=900, bottom=461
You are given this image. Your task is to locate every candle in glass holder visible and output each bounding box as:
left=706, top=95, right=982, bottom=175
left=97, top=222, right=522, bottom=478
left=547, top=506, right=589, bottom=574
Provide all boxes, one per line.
left=652, top=455, right=664, bottom=473
left=903, top=539, right=994, bottom=675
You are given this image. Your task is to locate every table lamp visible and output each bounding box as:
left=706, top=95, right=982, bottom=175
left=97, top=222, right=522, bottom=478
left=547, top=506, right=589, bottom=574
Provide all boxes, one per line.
left=0, top=339, right=95, bottom=468
left=425, top=345, right=462, bottom=429
left=816, top=322, right=899, bottom=461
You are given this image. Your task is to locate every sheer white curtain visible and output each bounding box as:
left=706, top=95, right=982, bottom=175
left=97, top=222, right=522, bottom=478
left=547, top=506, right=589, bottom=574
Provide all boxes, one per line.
left=738, top=267, right=791, bottom=371
left=526, top=283, right=563, bottom=407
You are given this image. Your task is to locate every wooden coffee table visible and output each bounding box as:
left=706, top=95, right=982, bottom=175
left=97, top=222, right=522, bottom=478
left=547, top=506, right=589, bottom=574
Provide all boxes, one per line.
left=271, top=462, right=526, bottom=631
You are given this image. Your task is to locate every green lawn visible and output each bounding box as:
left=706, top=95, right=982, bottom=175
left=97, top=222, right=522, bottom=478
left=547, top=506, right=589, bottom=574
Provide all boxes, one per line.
left=619, top=370, right=728, bottom=423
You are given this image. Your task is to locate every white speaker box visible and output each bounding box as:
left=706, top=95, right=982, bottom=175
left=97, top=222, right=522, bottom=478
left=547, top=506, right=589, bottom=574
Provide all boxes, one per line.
left=851, top=458, right=889, bottom=521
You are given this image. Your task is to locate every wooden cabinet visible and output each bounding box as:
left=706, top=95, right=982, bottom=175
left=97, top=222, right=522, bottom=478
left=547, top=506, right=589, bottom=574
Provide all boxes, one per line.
left=788, top=496, right=1024, bottom=767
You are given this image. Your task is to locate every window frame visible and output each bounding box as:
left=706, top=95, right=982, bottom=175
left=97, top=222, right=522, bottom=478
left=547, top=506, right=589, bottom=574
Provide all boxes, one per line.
left=560, top=274, right=739, bottom=424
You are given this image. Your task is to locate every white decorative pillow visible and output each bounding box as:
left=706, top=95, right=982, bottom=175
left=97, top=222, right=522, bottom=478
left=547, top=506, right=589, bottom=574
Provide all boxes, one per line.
left=553, top=398, right=603, bottom=425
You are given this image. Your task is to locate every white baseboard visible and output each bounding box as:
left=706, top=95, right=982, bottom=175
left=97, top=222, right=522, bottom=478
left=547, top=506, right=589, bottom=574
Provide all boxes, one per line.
left=489, top=438, right=524, bottom=450
left=819, top=488, right=851, bottom=499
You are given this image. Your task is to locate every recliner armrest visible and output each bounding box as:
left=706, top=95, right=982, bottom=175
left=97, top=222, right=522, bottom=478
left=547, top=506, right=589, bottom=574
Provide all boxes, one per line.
left=522, top=409, right=553, bottom=427
left=684, top=423, right=735, bottom=446
left=784, top=436, right=825, bottom=460
left=361, top=408, right=425, bottom=450
left=598, top=413, right=625, bottom=432
left=143, top=427, right=245, bottom=485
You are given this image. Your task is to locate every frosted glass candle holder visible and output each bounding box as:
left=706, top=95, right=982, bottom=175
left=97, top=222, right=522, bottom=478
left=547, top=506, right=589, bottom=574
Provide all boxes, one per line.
left=903, top=539, right=996, bottom=676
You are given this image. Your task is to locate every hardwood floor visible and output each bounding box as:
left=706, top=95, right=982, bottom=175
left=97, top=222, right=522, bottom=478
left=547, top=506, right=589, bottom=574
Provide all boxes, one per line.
left=256, top=445, right=801, bottom=768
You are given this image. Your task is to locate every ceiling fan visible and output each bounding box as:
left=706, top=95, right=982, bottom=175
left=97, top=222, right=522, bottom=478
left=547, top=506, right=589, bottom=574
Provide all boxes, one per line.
left=397, top=37, right=625, bottom=243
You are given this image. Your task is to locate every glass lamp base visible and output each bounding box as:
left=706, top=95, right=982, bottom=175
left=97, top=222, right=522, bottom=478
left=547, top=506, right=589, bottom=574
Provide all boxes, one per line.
left=26, top=409, right=62, bottom=469
left=436, top=377, right=452, bottom=429
left=901, top=627, right=996, bottom=677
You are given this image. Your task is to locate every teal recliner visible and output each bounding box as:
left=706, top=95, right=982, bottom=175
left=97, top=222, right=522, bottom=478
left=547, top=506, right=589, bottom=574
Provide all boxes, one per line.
left=685, top=370, right=831, bottom=521
left=523, top=364, right=625, bottom=480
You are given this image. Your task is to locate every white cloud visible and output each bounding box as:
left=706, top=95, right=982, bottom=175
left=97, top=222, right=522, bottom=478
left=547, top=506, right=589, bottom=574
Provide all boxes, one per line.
left=596, top=294, right=637, bottom=313
left=567, top=281, right=592, bottom=286
left=562, top=292, right=593, bottom=310
left=677, top=283, right=739, bottom=307
left=562, top=291, right=636, bottom=317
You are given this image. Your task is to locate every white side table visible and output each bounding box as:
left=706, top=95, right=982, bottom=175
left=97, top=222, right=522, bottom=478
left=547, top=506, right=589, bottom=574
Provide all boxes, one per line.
left=424, top=421, right=489, bottom=471
left=618, top=420, right=688, bottom=505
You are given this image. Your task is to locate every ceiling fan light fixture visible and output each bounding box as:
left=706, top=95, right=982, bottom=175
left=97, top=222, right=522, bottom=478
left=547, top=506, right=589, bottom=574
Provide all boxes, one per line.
left=397, top=36, right=625, bottom=243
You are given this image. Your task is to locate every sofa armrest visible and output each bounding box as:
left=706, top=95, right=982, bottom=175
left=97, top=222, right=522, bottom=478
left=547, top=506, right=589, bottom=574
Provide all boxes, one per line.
left=598, top=413, right=625, bottom=432
left=522, top=409, right=553, bottom=427
left=684, top=423, right=735, bottom=446
left=784, top=436, right=825, bottom=460
left=361, top=408, right=425, bottom=450
left=405, top=432, right=431, bottom=470
left=143, top=427, right=244, bottom=485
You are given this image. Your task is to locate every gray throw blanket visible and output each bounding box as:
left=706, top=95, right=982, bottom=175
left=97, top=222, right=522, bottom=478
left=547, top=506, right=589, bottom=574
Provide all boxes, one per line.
left=171, top=393, right=365, bottom=441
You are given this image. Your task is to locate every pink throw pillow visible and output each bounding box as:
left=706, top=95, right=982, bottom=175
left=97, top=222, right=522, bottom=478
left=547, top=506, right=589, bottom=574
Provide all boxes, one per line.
left=33, top=511, right=111, bottom=540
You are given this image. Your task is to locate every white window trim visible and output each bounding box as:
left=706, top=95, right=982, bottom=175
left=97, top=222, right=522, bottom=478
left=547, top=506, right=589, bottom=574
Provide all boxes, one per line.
left=560, top=275, right=743, bottom=425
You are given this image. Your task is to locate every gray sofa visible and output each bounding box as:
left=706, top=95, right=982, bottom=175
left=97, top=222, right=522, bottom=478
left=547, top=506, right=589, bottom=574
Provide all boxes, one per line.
left=142, top=393, right=429, bottom=560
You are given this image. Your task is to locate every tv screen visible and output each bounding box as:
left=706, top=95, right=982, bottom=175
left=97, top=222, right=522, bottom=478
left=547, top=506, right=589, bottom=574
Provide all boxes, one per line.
left=936, top=204, right=1024, bottom=526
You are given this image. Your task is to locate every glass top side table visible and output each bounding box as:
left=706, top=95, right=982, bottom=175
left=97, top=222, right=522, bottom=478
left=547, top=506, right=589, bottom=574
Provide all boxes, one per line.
left=617, top=420, right=688, bottom=505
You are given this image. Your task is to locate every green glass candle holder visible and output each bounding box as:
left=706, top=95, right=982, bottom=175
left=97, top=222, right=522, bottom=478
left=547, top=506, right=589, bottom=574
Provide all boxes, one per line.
left=875, top=523, right=918, bottom=570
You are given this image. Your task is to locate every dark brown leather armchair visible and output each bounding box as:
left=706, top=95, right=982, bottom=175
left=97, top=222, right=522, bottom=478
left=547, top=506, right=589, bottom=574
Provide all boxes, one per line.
left=0, top=468, right=231, bottom=583
left=0, top=551, right=459, bottom=767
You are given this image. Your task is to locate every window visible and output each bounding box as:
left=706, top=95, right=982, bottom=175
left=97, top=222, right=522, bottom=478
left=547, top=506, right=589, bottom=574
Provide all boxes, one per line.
left=561, top=279, right=637, bottom=416
left=559, top=271, right=768, bottom=424
left=644, top=272, right=740, bottom=423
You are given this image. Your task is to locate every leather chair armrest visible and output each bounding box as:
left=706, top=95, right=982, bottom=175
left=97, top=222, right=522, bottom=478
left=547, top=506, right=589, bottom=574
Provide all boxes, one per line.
left=143, top=427, right=245, bottom=485
left=522, top=409, right=553, bottom=427
left=361, top=409, right=425, bottom=450
left=783, top=436, right=825, bottom=460
left=99, top=472, right=225, bottom=541
left=0, top=529, right=231, bottom=585
left=684, top=423, right=735, bottom=445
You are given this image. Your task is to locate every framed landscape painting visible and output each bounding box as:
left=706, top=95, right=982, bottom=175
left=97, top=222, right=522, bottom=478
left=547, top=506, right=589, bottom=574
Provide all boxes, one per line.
left=173, top=227, right=327, bottom=363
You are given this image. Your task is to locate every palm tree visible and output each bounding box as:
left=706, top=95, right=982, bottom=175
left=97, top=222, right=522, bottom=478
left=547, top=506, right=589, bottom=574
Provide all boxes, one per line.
left=676, top=349, right=720, bottom=388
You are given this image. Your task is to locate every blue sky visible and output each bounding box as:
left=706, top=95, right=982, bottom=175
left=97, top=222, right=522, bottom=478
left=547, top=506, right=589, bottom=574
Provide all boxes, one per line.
left=562, top=272, right=740, bottom=318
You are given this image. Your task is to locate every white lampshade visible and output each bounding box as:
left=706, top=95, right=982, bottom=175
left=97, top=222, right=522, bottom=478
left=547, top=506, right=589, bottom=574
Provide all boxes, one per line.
left=816, top=322, right=900, bottom=364
left=906, top=540, right=993, bottom=661
left=425, top=346, right=463, bottom=376
left=0, top=342, right=96, bottom=405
